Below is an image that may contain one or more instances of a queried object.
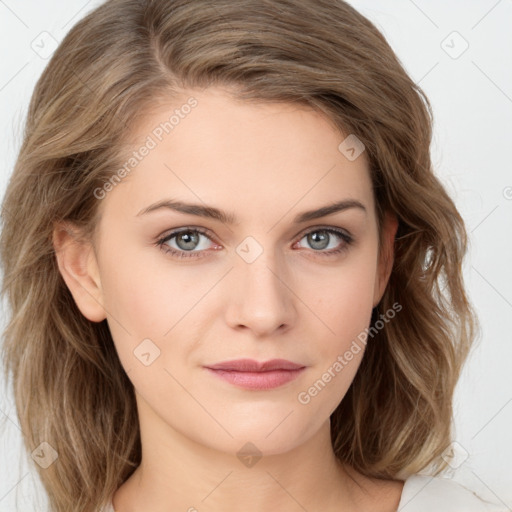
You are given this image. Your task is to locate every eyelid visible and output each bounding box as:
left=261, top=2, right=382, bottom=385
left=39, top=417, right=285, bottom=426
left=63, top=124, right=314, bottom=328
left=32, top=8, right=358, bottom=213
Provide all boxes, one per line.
left=156, top=224, right=354, bottom=258
left=157, top=224, right=352, bottom=242
left=156, top=226, right=216, bottom=248
left=303, top=224, right=352, bottom=238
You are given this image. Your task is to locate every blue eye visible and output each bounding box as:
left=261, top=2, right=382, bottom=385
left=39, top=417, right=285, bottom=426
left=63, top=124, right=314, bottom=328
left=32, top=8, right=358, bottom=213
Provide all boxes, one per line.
left=156, top=226, right=353, bottom=259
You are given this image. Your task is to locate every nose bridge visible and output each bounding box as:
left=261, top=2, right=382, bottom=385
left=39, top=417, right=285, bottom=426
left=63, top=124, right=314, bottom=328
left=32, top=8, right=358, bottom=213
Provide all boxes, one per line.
left=226, top=236, right=295, bottom=334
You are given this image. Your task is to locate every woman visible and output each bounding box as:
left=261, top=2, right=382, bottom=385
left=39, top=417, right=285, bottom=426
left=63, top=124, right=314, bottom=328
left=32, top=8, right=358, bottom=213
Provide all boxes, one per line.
left=1, top=1, right=504, bottom=511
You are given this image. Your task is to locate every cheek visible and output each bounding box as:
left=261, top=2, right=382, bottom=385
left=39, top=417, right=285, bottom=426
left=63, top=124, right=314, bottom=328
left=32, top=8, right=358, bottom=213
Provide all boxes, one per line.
left=308, top=252, right=378, bottom=346
left=296, top=264, right=377, bottom=418
left=294, top=250, right=378, bottom=409
left=99, top=239, right=199, bottom=333
left=98, top=239, right=219, bottom=377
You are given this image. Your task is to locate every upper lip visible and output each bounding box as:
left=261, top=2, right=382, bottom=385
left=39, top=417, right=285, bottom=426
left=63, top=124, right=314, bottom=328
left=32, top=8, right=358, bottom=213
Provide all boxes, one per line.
left=204, top=359, right=305, bottom=372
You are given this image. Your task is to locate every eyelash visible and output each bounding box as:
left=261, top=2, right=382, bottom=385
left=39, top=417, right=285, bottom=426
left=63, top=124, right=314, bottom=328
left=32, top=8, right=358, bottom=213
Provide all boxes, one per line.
left=156, top=226, right=354, bottom=260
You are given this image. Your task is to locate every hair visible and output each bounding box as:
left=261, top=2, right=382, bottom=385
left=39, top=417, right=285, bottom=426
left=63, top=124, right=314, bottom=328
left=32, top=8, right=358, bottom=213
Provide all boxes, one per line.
left=1, top=0, right=477, bottom=511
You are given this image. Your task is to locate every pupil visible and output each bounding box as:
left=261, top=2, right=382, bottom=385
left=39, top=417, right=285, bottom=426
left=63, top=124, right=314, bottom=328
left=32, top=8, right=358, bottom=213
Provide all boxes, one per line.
left=309, top=231, right=328, bottom=250
left=177, top=231, right=199, bottom=250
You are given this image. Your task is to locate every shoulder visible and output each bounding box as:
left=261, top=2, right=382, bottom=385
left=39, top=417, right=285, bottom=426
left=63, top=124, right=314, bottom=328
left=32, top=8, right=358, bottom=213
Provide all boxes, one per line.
left=398, top=474, right=508, bottom=511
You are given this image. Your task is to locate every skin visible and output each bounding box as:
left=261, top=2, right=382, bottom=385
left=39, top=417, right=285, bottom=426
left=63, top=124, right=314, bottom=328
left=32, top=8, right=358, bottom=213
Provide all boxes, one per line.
left=53, top=87, right=401, bottom=512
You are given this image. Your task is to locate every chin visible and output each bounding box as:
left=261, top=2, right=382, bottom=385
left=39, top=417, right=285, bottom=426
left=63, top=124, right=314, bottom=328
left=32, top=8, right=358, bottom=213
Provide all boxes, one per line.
left=205, top=418, right=316, bottom=460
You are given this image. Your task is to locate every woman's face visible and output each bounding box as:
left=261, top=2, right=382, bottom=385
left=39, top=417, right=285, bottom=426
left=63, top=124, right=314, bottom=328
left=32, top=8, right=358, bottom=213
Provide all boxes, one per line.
left=58, top=87, right=396, bottom=458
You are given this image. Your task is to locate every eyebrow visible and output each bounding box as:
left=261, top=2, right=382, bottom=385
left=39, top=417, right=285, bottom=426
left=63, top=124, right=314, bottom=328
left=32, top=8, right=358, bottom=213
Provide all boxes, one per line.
left=136, top=198, right=367, bottom=224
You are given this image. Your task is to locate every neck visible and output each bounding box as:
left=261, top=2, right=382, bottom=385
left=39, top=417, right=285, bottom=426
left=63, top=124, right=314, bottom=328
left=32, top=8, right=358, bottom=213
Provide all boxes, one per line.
left=112, top=396, right=367, bottom=512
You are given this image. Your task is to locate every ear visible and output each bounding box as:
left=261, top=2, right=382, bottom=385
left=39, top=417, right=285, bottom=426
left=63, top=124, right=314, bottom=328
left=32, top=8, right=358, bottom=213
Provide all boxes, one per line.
left=52, top=221, right=107, bottom=322
left=373, top=211, right=399, bottom=307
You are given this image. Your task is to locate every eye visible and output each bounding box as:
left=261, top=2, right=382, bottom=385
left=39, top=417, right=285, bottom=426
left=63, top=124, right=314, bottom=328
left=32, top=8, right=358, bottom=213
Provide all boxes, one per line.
left=156, top=226, right=353, bottom=259
left=156, top=228, right=219, bottom=259
left=294, top=227, right=353, bottom=256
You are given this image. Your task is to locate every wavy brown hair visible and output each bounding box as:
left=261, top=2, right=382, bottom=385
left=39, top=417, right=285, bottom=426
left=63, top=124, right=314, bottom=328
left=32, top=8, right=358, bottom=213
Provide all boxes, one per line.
left=1, top=0, right=477, bottom=510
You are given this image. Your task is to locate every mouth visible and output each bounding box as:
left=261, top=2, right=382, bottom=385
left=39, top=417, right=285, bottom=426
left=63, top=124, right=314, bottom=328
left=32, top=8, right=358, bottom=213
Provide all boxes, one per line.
left=203, top=359, right=306, bottom=390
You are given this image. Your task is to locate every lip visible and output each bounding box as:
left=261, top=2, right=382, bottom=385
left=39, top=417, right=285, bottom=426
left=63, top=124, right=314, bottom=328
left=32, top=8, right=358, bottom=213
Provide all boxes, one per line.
left=204, top=359, right=306, bottom=390
left=205, top=358, right=304, bottom=372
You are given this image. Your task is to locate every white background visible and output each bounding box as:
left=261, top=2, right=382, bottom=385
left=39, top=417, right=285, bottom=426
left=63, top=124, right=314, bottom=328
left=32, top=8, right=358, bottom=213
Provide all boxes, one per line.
left=0, top=1, right=511, bottom=510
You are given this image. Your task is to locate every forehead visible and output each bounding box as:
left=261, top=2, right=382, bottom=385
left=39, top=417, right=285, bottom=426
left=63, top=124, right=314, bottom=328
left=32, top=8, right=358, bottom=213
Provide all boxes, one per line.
left=99, top=87, right=374, bottom=223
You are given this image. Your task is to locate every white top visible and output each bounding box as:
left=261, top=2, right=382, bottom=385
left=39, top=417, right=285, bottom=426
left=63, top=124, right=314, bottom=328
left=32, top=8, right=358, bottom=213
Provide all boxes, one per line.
left=99, top=474, right=508, bottom=511
left=396, top=474, right=507, bottom=511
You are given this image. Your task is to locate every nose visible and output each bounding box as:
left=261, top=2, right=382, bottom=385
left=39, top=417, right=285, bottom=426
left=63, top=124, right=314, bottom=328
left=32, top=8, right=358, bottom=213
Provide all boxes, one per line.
left=224, top=248, right=297, bottom=337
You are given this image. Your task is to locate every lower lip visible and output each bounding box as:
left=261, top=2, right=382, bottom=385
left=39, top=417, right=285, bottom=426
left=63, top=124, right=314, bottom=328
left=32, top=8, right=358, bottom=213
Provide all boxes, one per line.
left=204, top=368, right=305, bottom=390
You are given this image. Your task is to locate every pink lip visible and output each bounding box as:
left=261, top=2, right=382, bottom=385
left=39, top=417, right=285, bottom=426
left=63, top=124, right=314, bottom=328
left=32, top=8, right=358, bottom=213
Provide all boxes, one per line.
left=204, top=359, right=306, bottom=390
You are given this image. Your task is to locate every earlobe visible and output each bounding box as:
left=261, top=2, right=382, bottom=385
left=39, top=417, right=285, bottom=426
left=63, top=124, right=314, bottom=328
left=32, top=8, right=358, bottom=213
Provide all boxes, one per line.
left=373, top=212, right=399, bottom=307
left=52, top=222, right=107, bottom=322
